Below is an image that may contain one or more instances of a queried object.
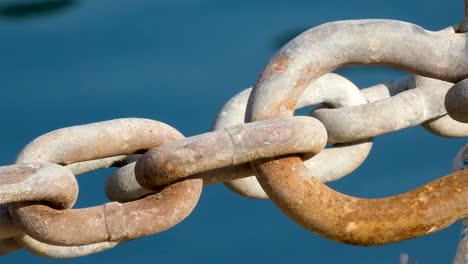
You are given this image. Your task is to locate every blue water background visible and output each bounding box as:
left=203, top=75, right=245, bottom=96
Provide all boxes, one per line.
left=0, top=0, right=466, bottom=263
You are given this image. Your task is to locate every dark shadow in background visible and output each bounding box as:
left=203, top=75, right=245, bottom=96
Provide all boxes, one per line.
left=0, top=0, right=78, bottom=20
left=272, top=27, right=309, bottom=50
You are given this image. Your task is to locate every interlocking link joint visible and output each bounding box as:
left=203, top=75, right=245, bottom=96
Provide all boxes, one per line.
left=213, top=73, right=467, bottom=199
left=311, top=78, right=462, bottom=142
left=0, top=11, right=467, bottom=259
left=7, top=118, right=202, bottom=249
left=135, top=117, right=326, bottom=190
left=9, top=180, right=202, bottom=246
left=0, top=163, right=77, bottom=209
left=214, top=73, right=371, bottom=199
left=246, top=19, right=468, bottom=245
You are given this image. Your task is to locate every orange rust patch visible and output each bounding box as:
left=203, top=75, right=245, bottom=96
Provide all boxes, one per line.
left=262, top=64, right=315, bottom=119
left=255, top=158, right=468, bottom=245
left=272, top=53, right=290, bottom=73
left=256, top=53, right=291, bottom=84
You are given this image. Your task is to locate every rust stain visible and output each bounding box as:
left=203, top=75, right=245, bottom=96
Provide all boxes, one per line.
left=272, top=53, right=290, bottom=73
left=10, top=179, right=203, bottom=246
left=254, top=154, right=468, bottom=246
left=256, top=53, right=291, bottom=84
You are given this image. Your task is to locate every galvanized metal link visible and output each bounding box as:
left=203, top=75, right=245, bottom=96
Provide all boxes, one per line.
left=214, top=74, right=467, bottom=199
left=214, top=73, right=371, bottom=199
left=10, top=180, right=202, bottom=246
left=0, top=163, right=77, bottom=209
left=7, top=118, right=202, bottom=249
left=105, top=116, right=328, bottom=202
left=16, top=118, right=184, bottom=165
left=357, top=75, right=468, bottom=138
left=246, top=19, right=468, bottom=245
left=103, top=75, right=468, bottom=225
left=135, top=116, right=326, bottom=190
left=105, top=73, right=369, bottom=200
left=110, top=73, right=467, bottom=201
left=311, top=79, right=463, bottom=143
left=1, top=202, right=119, bottom=258
left=14, top=234, right=118, bottom=259
left=0, top=10, right=467, bottom=259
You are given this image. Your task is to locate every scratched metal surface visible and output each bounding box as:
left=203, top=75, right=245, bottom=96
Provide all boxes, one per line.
left=0, top=0, right=465, bottom=263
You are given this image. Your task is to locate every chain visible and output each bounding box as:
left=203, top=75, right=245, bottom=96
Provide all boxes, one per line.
left=0, top=5, right=467, bottom=261
left=454, top=144, right=468, bottom=264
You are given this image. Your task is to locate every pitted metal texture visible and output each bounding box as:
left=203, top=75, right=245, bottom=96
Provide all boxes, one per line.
left=0, top=7, right=467, bottom=260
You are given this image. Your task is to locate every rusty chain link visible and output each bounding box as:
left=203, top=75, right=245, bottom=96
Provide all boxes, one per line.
left=453, top=144, right=467, bottom=264
left=0, top=4, right=467, bottom=261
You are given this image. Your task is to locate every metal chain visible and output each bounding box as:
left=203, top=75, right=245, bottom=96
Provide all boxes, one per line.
left=0, top=6, right=467, bottom=260
left=244, top=18, right=468, bottom=246
left=453, top=144, right=468, bottom=264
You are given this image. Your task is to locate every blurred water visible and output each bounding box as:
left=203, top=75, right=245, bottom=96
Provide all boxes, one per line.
left=0, top=0, right=465, bottom=263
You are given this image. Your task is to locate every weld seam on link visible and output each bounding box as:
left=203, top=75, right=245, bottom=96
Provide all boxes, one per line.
left=0, top=16, right=467, bottom=259
left=104, top=203, right=128, bottom=242
left=6, top=118, right=200, bottom=252
left=224, top=127, right=239, bottom=165
left=135, top=117, right=327, bottom=189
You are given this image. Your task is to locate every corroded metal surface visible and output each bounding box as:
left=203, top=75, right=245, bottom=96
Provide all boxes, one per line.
left=8, top=118, right=202, bottom=249
left=135, top=117, right=326, bottom=189
left=247, top=21, right=468, bottom=124
left=10, top=179, right=202, bottom=246
left=212, top=73, right=466, bottom=199
left=311, top=85, right=453, bottom=143
left=453, top=144, right=468, bottom=264
left=0, top=163, right=77, bottom=209
left=0, top=11, right=467, bottom=259
left=17, top=118, right=184, bottom=165
left=105, top=74, right=467, bottom=202
left=252, top=157, right=467, bottom=245
left=213, top=73, right=370, bottom=199
left=246, top=19, right=468, bottom=245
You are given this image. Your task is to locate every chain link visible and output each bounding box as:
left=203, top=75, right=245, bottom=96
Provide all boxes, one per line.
left=0, top=163, right=77, bottom=209
left=0, top=11, right=467, bottom=260
left=244, top=19, right=467, bottom=245
left=10, top=118, right=202, bottom=248
left=453, top=144, right=468, bottom=264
